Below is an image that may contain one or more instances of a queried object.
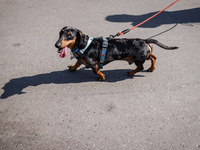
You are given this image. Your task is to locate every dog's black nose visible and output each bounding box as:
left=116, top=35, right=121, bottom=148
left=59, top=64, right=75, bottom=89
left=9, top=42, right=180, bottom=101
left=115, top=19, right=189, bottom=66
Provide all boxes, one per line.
left=55, top=40, right=61, bottom=48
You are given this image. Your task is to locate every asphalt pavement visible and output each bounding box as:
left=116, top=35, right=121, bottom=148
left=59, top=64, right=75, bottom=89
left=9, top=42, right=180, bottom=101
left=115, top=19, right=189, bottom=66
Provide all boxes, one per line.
left=0, top=0, right=200, bottom=149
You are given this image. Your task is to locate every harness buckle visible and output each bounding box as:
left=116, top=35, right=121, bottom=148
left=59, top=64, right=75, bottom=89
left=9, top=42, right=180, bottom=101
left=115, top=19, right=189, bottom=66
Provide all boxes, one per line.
left=103, top=41, right=108, bottom=48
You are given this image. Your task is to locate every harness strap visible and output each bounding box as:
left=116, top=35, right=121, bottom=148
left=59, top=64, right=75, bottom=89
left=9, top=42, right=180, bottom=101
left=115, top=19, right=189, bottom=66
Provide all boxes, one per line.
left=73, top=37, right=93, bottom=58
left=99, top=38, right=108, bottom=69
left=72, top=37, right=93, bottom=64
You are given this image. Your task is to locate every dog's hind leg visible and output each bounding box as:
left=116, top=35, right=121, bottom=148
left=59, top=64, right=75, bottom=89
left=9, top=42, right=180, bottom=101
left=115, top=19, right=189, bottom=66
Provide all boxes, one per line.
left=92, top=65, right=105, bottom=81
left=147, top=53, right=157, bottom=72
left=68, top=61, right=81, bottom=71
left=127, top=60, right=144, bottom=76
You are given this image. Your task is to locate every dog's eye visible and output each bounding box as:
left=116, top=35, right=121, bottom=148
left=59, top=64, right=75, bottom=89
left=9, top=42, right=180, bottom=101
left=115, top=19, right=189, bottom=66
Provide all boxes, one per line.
left=66, top=32, right=71, bottom=36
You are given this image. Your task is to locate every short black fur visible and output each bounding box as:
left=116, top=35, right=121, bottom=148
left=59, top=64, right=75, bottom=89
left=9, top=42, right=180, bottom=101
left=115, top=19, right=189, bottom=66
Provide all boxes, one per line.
left=55, top=26, right=178, bottom=81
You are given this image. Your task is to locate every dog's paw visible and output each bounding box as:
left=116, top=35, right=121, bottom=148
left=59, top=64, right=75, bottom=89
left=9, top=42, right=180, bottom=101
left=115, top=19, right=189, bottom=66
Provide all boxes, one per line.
left=127, top=71, right=134, bottom=76
left=68, top=66, right=76, bottom=72
left=147, top=67, right=155, bottom=72
left=98, top=74, right=105, bottom=81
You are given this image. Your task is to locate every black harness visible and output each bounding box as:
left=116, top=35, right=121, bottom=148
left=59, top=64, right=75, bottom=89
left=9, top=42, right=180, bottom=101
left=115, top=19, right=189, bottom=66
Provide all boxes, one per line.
left=99, top=37, right=108, bottom=69
left=72, top=37, right=108, bottom=69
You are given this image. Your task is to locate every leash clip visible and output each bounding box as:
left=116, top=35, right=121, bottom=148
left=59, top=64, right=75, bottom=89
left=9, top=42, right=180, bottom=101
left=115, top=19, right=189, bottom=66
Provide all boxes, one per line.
left=109, top=28, right=130, bottom=38
left=109, top=35, right=116, bottom=38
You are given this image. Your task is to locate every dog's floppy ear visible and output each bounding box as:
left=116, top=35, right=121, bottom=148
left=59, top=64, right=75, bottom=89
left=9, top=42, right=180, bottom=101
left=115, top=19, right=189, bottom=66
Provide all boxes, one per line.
left=76, top=29, right=89, bottom=49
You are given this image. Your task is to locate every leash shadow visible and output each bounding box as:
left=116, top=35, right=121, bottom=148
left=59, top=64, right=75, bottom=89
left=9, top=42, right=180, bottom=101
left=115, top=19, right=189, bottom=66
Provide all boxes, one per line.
left=105, top=7, right=200, bottom=28
left=0, top=69, right=144, bottom=99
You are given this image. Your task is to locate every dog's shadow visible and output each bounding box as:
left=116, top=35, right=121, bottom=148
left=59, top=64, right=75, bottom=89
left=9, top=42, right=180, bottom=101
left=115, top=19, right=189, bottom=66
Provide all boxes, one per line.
left=1, top=68, right=145, bottom=99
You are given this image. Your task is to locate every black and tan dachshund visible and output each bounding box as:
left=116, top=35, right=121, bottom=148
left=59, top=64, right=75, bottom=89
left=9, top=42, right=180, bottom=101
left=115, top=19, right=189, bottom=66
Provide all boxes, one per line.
left=55, top=26, right=178, bottom=81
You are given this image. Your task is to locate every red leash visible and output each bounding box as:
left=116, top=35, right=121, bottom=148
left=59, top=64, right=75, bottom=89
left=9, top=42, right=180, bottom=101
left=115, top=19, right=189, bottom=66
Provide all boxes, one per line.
left=110, top=0, right=179, bottom=38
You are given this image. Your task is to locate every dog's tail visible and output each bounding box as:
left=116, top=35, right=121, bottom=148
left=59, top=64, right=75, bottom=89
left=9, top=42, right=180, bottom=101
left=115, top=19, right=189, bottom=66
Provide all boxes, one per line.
left=145, top=39, right=178, bottom=50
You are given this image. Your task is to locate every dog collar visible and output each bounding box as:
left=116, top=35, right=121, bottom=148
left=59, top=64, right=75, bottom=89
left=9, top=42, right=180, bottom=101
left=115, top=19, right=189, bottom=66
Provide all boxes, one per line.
left=72, top=37, right=93, bottom=58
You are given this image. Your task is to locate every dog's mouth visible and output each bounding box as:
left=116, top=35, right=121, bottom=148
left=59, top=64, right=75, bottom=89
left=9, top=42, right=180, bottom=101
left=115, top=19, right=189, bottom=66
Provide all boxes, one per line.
left=57, top=43, right=72, bottom=58
left=57, top=43, right=71, bottom=53
left=56, top=38, right=76, bottom=58
left=58, top=47, right=67, bottom=58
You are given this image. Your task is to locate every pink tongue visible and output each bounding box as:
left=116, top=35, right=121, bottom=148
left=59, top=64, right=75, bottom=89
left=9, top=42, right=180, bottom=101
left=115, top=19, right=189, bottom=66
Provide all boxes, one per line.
left=60, top=47, right=66, bottom=58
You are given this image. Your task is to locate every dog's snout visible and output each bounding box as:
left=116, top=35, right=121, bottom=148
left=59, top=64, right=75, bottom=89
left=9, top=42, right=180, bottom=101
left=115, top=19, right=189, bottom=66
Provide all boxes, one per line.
left=55, top=40, right=62, bottom=48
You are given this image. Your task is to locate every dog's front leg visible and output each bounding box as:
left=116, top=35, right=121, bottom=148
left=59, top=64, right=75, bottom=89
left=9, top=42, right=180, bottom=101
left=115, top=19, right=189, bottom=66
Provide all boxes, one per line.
left=96, top=70, right=105, bottom=81
left=68, top=61, right=81, bottom=71
left=92, top=65, right=105, bottom=81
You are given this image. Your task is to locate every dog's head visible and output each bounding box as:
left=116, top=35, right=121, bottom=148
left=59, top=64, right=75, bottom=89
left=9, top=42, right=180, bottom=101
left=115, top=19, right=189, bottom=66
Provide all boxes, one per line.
left=55, top=26, right=89, bottom=57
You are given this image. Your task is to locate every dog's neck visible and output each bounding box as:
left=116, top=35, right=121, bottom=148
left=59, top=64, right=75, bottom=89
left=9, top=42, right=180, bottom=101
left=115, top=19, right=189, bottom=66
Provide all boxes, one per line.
left=72, top=34, right=89, bottom=51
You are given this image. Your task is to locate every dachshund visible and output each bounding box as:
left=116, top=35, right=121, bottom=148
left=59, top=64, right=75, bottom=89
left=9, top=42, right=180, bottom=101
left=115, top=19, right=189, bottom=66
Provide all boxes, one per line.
left=55, top=26, right=178, bottom=81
